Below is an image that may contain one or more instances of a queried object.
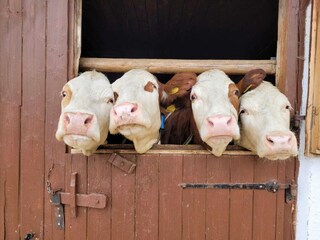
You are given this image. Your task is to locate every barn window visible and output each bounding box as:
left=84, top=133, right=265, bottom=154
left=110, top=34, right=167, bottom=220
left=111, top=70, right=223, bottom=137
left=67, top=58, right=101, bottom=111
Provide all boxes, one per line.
left=69, top=0, right=299, bottom=154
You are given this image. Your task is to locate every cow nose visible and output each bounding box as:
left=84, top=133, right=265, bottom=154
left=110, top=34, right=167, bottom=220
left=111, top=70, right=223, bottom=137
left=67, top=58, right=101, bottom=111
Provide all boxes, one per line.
left=63, top=112, right=94, bottom=129
left=205, top=114, right=237, bottom=137
left=265, top=133, right=293, bottom=150
left=112, top=102, right=138, bottom=116
left=207, top=115, right=233, bottom=128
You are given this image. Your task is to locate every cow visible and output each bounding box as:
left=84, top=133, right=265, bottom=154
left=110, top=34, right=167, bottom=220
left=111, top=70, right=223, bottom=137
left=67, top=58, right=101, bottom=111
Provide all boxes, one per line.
left=109, top=69, right=165, bottom=153
left=55, top=70, right=114, bottom=156
left=237, top=81, right=298, bottom=160
left=162, top=69, right=265, bottom=156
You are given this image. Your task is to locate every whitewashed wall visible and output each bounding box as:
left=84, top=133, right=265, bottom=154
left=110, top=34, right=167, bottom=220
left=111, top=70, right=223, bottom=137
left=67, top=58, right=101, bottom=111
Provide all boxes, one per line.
left=296, top=4, right=320, bottom=240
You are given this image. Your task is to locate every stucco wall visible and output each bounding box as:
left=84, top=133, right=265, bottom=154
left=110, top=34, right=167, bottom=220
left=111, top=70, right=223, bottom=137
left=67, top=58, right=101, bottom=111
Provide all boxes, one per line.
left=296, top=3, right=320, bottom=240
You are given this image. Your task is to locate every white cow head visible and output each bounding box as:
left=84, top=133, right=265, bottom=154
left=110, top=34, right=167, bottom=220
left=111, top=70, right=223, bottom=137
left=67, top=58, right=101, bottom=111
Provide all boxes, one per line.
left=109, top=69, right=162, bottom=153
left=237, top=81, right=298, bottom=160
left=55, top=71, right=114, bottom=156
left=191, top=69, right=265, bottom=156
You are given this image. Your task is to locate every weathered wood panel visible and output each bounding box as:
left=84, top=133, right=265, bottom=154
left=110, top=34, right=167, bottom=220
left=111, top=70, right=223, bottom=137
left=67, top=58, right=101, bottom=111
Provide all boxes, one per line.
left=0, top=0, right=22, bottom=238
left=87, top=155, right=112, bottom=240
left=44, top=0, right=69, bottom=238
left=230, top=156, right=254, bottom=240
left=135, top=155, right=159, bottom=240
left=182, top=155, right=206, bottom=240
left=20, top=0, right=46, bottom=237
left=111, top=155, right=136, bottom=240
left=159, top=155, right=183, bottom=240
left=205, top=155, right=230, bottom=239
left=252, top=160, right=278, bottom=240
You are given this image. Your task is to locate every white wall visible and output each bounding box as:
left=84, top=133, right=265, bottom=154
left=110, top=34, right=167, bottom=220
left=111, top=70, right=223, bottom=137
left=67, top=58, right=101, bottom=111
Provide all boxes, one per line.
left=296, top=4, right=320, bottom=240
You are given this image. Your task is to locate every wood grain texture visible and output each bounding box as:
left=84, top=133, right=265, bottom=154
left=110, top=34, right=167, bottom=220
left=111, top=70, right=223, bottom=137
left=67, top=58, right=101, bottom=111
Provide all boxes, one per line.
left=20, top=0, right=46, bottom=237
left=87, top=154, right=112, bottom=240
left=0, top=0, right=22, bottom=238
left=111, top=155, right=136, bottom=240
left=159, top=154, right=183, bottom=240
left=135, top=154, right=159, bottom=240
left=229, top=156, right=254, bottom=240
left=252, top=159, right=278, bottom=240
left=80, top=58, right=276, bottom=74
left=306, top=0, right=320, bottom=155
left=44, top=0, right=69, bottom=238
left=182, top=155, right=206, bottom=240
left=206, top=155, right=230, bottom=240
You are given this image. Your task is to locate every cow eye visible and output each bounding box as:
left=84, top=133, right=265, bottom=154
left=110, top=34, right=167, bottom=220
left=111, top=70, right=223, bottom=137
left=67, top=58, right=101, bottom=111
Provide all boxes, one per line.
left=233, top=89, right=239, bottom=96
left=106, top=98, right=114, bottom=104
left=61, top=91, right=67, bottom=98
left=190, top=93, right=197, bottom=101
left=285, top=105, right=290, bottom=110
left=239, top=109, right=247, bottom=115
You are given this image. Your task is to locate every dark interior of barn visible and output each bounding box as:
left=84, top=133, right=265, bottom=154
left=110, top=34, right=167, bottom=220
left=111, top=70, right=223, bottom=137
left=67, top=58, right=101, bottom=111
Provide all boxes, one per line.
left=82, top=0, right=278, bottom=60
left=81, top=0, right=279, bottom=145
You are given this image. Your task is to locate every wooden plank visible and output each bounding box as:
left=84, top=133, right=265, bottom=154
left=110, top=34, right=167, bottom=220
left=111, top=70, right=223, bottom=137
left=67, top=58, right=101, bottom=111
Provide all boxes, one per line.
left=0, top=0, right=21, bottom=238
left=135, top=154, right=159, bottom=240
left=44, top=0, right=69, bottom=238
left=79, top=58, right=276, bottom=74
left=72, top=144, right=256, bottom=155
left=0, top=106, right=21, bottom=239
left=182, top=155, right=206, bottom=240
left=111, top=154, right=136, bottom=240
left=206, top=155, right=230, bottom=240
left=275, top=160, right=286, bottom=240
left=230, top=156, right=254, bottom=240
left=283, top=157, right=296, bottom=240
left=276, top=0, right=299, bottom=108
left=20, top=0, right=46, bottom=238
left=252, top=159, right=278, bottom=240
left=306, top=0, right=320, bottom=155
left=65, top=155, right=87, bottom=240
left=87, top=154, right=112, bottom=239
left=159, top=154, right=183, bottom=240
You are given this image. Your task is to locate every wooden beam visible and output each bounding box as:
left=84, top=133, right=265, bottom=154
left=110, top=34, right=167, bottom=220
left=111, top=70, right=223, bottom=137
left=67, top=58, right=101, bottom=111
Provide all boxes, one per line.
left=79, top=57, right=276, bottom=75
left=306, top=0, right=320, bottom=155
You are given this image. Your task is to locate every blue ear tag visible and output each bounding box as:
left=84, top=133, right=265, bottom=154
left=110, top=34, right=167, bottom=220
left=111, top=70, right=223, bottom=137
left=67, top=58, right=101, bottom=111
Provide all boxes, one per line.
left=161, top=114, right=165, bottom=129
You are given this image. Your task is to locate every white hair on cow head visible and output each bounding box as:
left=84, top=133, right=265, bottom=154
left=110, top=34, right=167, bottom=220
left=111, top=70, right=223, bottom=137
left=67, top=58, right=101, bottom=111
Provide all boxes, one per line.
left=55, top=70, right=114, bottom=156
left=237, top=81, right=298, bottom=160
left=109, top=69, right=162, bottom=153
left=191, top=69, right=240, bottom=156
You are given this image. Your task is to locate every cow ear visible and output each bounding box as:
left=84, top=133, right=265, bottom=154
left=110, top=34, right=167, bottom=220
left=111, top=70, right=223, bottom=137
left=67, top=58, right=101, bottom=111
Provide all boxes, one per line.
left=236, top=69, right=266, bottom=95
left=161, top=73, right=197, bottom=106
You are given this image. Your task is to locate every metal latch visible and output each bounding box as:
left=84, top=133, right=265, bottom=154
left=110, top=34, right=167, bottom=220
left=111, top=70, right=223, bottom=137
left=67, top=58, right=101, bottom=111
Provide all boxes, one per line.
left=108, top=153, right=136, bottom=174
left=47, top=171, right=108, bottom=229
left=179, top=180, right=297, bottom=203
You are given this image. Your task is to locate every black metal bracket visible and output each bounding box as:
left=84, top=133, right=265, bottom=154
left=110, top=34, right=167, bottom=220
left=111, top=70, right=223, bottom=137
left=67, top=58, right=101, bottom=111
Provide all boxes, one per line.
left=179, top=180, right=297, bottom=203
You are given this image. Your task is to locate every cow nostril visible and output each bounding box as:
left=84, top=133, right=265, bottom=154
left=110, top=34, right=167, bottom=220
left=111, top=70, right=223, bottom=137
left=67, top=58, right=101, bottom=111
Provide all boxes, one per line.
left=208, top=119, right=214, bottom=127
left=227, top=117, right=232, bottom=125
left=267, top=137, right=274, bottom=145
left=131, top=104, right=138, bottom=113
left=84, top=116, right=93, bottom=126
left=64, top=114, right=70, bottom=125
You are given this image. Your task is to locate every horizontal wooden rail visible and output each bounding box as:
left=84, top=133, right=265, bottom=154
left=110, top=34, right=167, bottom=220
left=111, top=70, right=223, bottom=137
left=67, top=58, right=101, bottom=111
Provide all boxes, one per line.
left=79, top=58, right=276, bottom=74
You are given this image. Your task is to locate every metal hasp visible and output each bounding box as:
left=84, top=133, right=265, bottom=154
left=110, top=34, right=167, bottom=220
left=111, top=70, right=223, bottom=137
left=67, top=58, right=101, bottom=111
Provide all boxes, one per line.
left=50, top=172, right=108, bottom=229
left=179, top=180, right=297, bottom=203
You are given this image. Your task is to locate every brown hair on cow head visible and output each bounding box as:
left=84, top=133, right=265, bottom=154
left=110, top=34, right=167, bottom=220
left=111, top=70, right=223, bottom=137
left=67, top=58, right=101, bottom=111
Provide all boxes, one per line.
left=237, top=69, right=266, bottom=95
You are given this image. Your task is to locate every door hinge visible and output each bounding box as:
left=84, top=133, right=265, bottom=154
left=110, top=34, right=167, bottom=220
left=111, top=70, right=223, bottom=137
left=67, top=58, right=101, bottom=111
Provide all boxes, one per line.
left=179, top=179, right=297, bottom=203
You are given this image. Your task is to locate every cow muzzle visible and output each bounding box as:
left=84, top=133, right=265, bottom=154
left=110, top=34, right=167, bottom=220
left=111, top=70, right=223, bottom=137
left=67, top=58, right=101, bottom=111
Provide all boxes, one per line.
left=261, top=131, right=298, bottom=160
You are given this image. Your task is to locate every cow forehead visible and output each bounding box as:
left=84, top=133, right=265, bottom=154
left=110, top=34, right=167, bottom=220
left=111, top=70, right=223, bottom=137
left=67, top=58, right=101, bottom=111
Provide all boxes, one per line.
left=67, top=71, right=113, bottom=99
left=194, top=69, right=233, bottom=94
left=112, top=69, right=158, bottom=92
left=240, top=82, right=291, bottom=110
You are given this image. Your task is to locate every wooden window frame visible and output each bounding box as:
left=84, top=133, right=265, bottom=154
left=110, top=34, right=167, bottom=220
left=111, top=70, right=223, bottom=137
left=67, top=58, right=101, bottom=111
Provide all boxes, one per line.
left=306, top=0, right=320, bottom=155
left=69, top=0, right=301, bottom=155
